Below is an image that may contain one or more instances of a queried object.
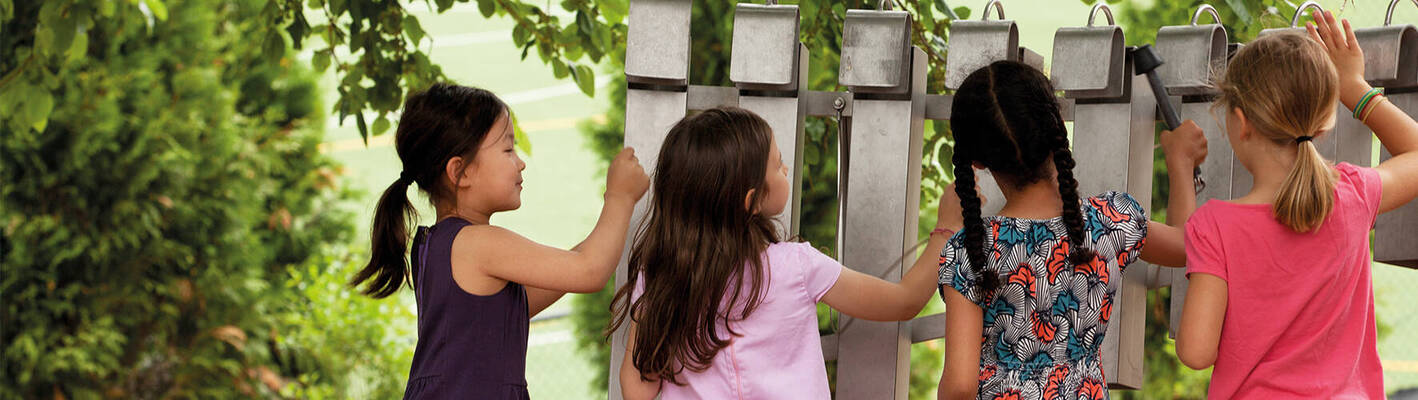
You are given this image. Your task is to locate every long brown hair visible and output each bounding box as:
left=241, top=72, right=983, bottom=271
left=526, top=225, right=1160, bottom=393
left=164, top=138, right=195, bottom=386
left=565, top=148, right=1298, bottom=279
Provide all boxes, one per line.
left=1215, top=32, right=1339, bottom=232
left=607, top=107, right=781, bottom=384
left=950, top=61, right=1096, bottom=294
left=350, top=83, right=505, bottom=298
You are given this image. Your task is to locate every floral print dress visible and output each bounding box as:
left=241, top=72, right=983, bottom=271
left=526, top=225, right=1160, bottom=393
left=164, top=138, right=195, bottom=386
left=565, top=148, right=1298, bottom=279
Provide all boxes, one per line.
left=938, top=191, right=1148, bottom=400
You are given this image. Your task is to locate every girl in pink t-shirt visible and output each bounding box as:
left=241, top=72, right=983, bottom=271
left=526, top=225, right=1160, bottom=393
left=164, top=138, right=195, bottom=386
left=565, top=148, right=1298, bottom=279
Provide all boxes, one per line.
left=610, top=107, right=955, bottom=399
left=1176, top=12, right=1418, bottom=399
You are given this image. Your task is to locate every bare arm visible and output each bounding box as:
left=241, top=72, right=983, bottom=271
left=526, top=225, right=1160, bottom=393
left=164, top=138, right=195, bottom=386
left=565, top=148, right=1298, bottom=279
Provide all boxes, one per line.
left=822, top=183, right=969, bottom=321
left=465, top=194, right=638, bottom=294
left=1311, top=12, right=1418, bottom=213
left=937, top=288, right=983, bottom=400
left=1176, top=273, right=1227, bottom=369
left=467, top=148, right=648, bottom=294
left=526, top=240, right=614, bottom=317
left=1144, top=120, right=1208, bottom=267
left=619, top=321, right=661, bottom=400
left=820, top=231, right=951, bottom=321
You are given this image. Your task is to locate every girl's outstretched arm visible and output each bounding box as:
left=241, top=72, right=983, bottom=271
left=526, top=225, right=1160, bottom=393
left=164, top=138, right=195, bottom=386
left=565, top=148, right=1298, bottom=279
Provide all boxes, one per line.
left=463, top=148, right=649, bottom=295
left=937, top=288, right=983, bottom=400
left=526, top=236, right=615, bottom=316
left=1310, top=11, right=1418, bottom=213
left=821, top=184, right=969, bottom=322
left=619, top=321, right=662, bottom=400
left=1144, top=119, right=1208, bottom=267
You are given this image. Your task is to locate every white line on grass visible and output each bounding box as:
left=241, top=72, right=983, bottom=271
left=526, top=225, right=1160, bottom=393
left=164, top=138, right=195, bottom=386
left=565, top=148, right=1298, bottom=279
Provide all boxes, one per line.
left=323, top=74, right=615, bottom=140
left=433, top=31, right=512, bottom=47
left=528, top=329, right=575, bottom=347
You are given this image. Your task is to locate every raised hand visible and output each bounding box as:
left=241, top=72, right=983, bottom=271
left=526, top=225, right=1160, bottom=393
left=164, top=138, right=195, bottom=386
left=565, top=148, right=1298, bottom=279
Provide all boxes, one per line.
left=607, top=147, right=650, bottom=202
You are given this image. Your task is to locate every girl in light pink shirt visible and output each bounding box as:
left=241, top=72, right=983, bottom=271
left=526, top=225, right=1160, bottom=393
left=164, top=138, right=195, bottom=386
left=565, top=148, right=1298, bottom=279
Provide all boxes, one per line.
left=1176, top=12, right=1418, bottom=399
left=610, top=107, right=956, bottom=399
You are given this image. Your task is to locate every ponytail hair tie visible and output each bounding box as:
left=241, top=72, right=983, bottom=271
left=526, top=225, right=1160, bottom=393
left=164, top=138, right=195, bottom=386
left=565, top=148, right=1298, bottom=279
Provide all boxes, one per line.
left=1294, top=136, right=1314, bottom=144
left=398, top=170, right=415, bottom=185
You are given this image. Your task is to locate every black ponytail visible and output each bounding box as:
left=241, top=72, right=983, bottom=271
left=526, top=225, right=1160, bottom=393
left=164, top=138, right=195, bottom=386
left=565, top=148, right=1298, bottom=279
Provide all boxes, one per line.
left=350, top=83, right=507, bottom=298
left=355, top=178, right=419, bottom=298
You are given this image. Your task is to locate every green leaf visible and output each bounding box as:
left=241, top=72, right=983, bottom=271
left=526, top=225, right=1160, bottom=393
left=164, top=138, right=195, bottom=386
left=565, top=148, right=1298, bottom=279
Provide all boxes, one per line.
left=1226, top=0, right=1253, bottom=24
left=512, top=24, right=529, bottom=45
left=34, top=26, right=53, bottom=56
left=312, top=50, right=331, bottom=72
left=920, top=4, right=935, bottom=31
left=558, top=24, right=578, bottom=45
left=564, top=43, right=584, bottom=61
left=477, top=0, right=495, bottom=17
left=599, top=0, right=627, bottom=24
left=953, top=6, right=971, bottom=20
left=143, top=0, right=168, bottom=21
left=287, top=13, right=309, bottom=49
left=356, top=113, right=369, bottom=142
left=552, top=59, right=569, bottom=79
left=26, top=90, right=53, bottom=132
left=572, top=64, right=595, bottom=96
left=576, top=10, right=594, bottom=38
left=372, top=115, right=390, bottom=136
left=50, top=18, right=77, bottom=58
left=263, top=30, right=287, bottom=60
left=403, top=15, right=425, bottom=45
left=66, top=30, right=87, bottom=62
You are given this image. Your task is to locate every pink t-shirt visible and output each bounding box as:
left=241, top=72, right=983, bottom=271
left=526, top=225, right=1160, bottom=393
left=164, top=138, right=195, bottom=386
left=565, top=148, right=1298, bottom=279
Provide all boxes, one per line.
left=632, top=241, right=843, bottom=400
left=1185, top=162, right=1384, bottom=399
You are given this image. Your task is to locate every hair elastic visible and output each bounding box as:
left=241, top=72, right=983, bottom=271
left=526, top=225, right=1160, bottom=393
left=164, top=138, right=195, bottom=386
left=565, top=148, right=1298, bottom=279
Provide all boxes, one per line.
left=1294, top=135, right=1315, bottom=144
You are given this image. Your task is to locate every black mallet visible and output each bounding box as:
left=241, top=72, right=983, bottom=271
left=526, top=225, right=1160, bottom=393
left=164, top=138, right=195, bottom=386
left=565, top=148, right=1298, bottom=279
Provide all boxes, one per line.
left=1132, top=44, right=1205, bottom=194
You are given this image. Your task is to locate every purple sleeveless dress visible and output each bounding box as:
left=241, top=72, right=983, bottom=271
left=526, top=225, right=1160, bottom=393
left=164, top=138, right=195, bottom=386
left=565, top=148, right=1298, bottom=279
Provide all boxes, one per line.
left=403, top=217, right=530, bottom=399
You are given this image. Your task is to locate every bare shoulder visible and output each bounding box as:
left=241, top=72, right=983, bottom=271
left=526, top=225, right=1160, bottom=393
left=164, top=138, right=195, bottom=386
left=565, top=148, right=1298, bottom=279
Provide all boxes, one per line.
left=450, top=224, right=531, bottom=260
left=448, top=224, right=523, bottom=294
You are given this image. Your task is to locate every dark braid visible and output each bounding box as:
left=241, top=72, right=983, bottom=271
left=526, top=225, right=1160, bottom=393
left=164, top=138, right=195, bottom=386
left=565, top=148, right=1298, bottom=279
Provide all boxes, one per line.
left=1051, top=132, right=1097, bottom=265
left=1034, top=80, right=1097, bottom=266
left=952, top=151, right=1000, bottom=294
left=951, top=60, right=1101, bottom=295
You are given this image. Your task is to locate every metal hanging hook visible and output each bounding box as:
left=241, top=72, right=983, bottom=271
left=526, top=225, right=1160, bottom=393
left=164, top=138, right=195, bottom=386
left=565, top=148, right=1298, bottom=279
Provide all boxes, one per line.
left=981, top=0, right=1005, bottom=20
left=879, top=0, right=893, bottom=11
left=1388, top=0, right=1418, bottom=26
left=765, top=0, right=777, bottom=5
left=1291, top=1, right=1325, bottom=28
left=1191, top=4, right=1222, bottom=26
left=1191, top=4, right=1226, bottom=40
left=1088, top=3, right=1115, bottom=27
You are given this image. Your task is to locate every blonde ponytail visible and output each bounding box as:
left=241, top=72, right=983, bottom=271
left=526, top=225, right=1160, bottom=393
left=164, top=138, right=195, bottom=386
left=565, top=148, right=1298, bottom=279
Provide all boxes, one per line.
left=1274, top=138, right=1337, bottom=232
left=1214, top=32, right=1340, bottom=233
